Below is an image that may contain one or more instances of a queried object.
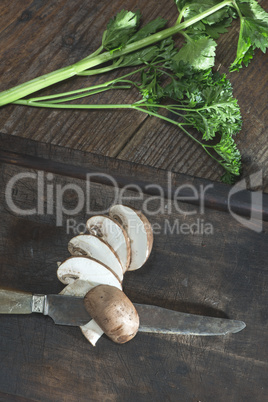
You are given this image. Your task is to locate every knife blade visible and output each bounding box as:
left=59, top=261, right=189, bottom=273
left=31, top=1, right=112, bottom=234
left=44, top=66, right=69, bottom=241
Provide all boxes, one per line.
left=0, top=288, right=246, bottom=335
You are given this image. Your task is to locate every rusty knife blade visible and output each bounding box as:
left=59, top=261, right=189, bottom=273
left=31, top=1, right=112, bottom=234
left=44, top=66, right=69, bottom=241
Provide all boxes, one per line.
left=0, top=290, right=246, bottom=336
left=134, top=304, right=246, bottom=336
left=42, top=295, right=246, bottom=335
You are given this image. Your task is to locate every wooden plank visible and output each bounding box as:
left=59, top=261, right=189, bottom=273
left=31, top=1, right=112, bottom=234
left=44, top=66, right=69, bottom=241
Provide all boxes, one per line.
left=0, top=0, right=267, bottom=185
left=0, top=158, right=267, bottom=401
left=0, top=0, right=175, bottom=156
left=0, top=392, right=37, bottom=402
left=0, top=133, right=267, bottom=221
left=0, top=0, right=33, bottom=33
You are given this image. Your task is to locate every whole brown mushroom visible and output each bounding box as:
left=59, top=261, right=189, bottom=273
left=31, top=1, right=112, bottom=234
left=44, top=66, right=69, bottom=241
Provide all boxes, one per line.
left=84, top=285, right=139, bottom=344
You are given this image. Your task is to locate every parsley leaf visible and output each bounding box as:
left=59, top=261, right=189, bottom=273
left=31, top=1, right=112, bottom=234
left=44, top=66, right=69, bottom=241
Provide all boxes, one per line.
left=110, top=23, right=174, bottom=69
left=213, top=133, right=241, bottom=179
left=133, top=63, right=242, bottom=180
left=174, top=0, right=235, bottom=38
left=176, top=0, right=231, bottom=24
left=102, top=10, right=141, bottom=52
left=230, top=0, right=268, bottom=71
left=127, top=17, right=167, bottom=43
left=173, top=35, right=217, bottom=70
left=204, top=16, right=233, bottom=39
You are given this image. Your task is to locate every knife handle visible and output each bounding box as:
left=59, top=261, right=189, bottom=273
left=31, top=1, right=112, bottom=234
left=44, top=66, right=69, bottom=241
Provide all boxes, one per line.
left=0, top=288, right=33, bottom=314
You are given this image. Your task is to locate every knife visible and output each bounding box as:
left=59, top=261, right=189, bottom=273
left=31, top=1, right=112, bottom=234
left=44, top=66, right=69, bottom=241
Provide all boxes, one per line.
left=0, top=288, right=246, bottom=336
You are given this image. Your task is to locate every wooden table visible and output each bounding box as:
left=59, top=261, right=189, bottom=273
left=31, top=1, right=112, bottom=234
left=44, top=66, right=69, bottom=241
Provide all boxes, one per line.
left=0, top=1, right=267, bottom=401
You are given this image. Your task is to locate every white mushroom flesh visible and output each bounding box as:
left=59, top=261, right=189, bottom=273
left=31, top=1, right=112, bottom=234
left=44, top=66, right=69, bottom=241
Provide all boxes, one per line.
left=58, top=256, right=122, bottom=346
left=109, top=205, right=153, bottom=271
left=57, top=256, right=122, bottom=288
left=68, top=234, right=124, bottom=282
left=56, top=205, right=153, bottom=346
left=86, top=215, right=131, bottom=272
left=60, top=280, right=104, bottom=346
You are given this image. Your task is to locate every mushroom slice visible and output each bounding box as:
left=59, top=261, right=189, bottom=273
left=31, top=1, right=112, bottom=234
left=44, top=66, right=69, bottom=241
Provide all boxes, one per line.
left=60, top=279, right=96, bottom=297
left=60, top=279, right=104, bottom=347
left=109, top=205, right=153, bottom=271
left=80, top=320, right=105, bottom=347
left=57, top=256, right=122, bottom=289
left=68, top=234, right=124, bottom=282
left=58, top=257, right=122, bottom=346
left=86, top=215, right=131, bottom=273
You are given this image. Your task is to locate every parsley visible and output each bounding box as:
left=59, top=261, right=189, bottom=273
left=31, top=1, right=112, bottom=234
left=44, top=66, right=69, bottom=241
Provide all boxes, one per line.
left=173, top=35, right=217, bottom=70
left=230, top=0, right=268, bottom=70
left=0, top=0, right=267, bottom=183
left=134, top=62, right=242, bottom=181
left=102, top=10, right=141, bottom=52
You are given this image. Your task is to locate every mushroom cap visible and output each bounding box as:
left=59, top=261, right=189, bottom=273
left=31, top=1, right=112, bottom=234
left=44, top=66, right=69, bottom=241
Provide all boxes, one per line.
left=109, top=205, right=153, bottom=271
left=68, top=234, right=124, bottom=282
left=86, top=215, right=131, bottom=273
left=84, top=285, right=139, bottom=344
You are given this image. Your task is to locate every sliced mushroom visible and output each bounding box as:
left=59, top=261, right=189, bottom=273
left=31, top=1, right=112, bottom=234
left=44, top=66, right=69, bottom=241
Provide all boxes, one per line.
left=68, top=234, right=124, bottom=282
left=60, top=279, right=95, bottom=297
left=57, top=256, right=122, bottom=289
left=86, top=215, right=131, bottom=273
left=109, top=205, right=153, bottom=271
left=60, top=279, right=104, bottom=347
left=84, top=285, right=139, bottom=344
left=58, top=257, right=122, bottom=346
left=80, top=320, right=105, bottom=347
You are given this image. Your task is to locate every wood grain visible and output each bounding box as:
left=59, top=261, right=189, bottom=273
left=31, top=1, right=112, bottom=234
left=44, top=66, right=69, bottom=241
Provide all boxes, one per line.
left=0, top=0, right=176, bottom=156
left=1, top=133, right=267, bottom=220
left=0, top=136, right=267, bottom=401
left=0, top=0, right=267, bottom=187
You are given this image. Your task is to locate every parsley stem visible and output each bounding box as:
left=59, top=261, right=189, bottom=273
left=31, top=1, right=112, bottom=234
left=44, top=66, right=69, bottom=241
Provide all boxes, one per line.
left=133, top=104, right=235, bottom=174
left=176, top=6, right=187, bottom=25
left=28, top=82, right=122, bottom=102
left=13, top=100, right=134, bottom=109
left=12, top=95, right=239, bottom=176
left=41, top=86, right=131, bottom=104
left=132, top=105, right=206, bottom=147
left=0, top=0, right=232, bottom=107
left=231, top=0, right=243, bottom=19
left=201, top=145, right=228, bottom=171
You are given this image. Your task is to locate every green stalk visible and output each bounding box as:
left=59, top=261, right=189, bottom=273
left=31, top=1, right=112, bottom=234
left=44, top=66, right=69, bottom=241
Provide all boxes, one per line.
left=11, top=95, right=237, bottom=174
left=42, top=85, right=131, bottom=104
left=27, top=66, right=145, bottom=102
left=0, top=0, right=232, bottom=107
left=14, top=100, right=133, bottom=109
left=134, top=105, right=231, bottom=172
left=133, top=105, right=206, bottom=148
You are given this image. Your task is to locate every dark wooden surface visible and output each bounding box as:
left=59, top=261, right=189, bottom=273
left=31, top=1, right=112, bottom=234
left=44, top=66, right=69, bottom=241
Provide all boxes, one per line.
left=0, top=135, right=267, bottom=401
left=0, top=0, right=267, bottom=188
left=0, top=1, right=268, bottom=401
left=1, top=133, right=268, bottom=221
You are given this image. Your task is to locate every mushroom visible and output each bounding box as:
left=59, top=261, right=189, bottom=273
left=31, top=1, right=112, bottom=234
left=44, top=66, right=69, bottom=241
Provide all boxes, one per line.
left=56, top=206, right=153, bottom=346
left=86, top=215, right=131, bottom=272
left=57, top=256, right=122, bottom=289
left=60, top=279, right=95, bottom=297
left=68, top=234, right=124, bottom=282
left=58, top=256, right=122, bottom=346
left=84, top=285, right=139, bottom=344
left=109, top=205, right=153, bottom=271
